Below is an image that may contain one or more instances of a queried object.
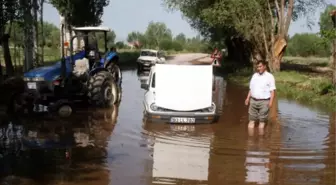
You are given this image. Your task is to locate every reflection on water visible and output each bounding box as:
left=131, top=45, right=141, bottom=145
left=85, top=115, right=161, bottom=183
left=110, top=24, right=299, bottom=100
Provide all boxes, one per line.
left=0, top=105, right=119, bottom=185
left=143, top=123, right=213, bottom=184
left=245, top=129, right=270, bottom=184
left=0, top=69, right=335, bottom=185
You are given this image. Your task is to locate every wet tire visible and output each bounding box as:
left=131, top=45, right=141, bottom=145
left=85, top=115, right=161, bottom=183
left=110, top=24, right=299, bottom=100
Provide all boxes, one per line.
left=106, top=62, right=122, bottom=86
left=116, top=86, right=122, bottom=103
left=87, top=71, right=116, bottom=107
left=48, top=99, right=74, bottom=117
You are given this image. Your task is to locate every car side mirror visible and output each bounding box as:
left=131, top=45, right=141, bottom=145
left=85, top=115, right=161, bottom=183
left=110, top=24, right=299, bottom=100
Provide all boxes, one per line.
left=141, top=83, right=149, bottom=90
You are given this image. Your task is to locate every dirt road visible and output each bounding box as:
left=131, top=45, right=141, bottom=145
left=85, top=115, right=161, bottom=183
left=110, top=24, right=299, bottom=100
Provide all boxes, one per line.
left=167, top=53, right=211, bottom=64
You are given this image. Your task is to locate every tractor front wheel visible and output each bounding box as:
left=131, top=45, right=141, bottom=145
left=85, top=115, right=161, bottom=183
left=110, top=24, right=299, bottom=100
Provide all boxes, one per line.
left=88, top=71, right=118, bottom=107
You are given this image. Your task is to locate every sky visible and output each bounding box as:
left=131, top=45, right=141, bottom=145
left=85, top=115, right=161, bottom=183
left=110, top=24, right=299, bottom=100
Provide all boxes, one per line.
left=43, top=0, right=336, bottom=42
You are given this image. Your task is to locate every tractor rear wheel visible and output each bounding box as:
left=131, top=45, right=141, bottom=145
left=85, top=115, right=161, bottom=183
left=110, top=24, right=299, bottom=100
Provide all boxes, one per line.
left=88, top=71, right=118, bottom=107
left=107, top=63, right=122, bottom=86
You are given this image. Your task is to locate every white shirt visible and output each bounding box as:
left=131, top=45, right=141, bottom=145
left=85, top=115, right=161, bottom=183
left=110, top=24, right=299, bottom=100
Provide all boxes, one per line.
left=249, top=71, right=276, bottom=99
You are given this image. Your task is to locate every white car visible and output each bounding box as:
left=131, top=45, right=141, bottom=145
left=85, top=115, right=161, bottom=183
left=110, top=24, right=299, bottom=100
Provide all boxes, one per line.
left=136, top=49, right=166, bottom=71
left=141, top=64, right=218, bottom=124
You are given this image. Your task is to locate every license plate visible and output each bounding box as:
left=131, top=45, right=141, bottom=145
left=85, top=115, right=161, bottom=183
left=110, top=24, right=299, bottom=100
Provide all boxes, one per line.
left=33, top=104, right=48, bottom=112
left=144, top=63, right=150, bottom=66
left=27, top=82, right=37, bottom=89
left=170, top=117, right=196, bottom=123
left=170, top=125, right=195, bottom=132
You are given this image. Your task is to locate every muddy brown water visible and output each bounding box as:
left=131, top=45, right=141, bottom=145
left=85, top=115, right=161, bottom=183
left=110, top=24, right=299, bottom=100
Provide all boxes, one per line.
left=0, top=69, right=335, bottom=185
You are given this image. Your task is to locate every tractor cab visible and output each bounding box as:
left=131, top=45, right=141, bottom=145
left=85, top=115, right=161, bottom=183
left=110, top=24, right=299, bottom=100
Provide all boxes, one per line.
left=71, top=26, right=113, bottom=70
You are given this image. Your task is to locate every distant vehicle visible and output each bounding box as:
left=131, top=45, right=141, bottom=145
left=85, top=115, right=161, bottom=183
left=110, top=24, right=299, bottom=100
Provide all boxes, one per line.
left=141, top=64, right=218, bottom=124
left=136, top=49, right=166, bottom=71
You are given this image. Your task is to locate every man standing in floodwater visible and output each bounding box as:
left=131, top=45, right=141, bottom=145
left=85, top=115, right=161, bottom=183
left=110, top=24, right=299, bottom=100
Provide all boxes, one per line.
left=245, top=61, right=276, bottom=129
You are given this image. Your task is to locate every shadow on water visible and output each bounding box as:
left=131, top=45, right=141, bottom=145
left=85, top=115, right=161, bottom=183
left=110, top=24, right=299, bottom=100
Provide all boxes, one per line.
left=0, top=69, right=335, bottom=185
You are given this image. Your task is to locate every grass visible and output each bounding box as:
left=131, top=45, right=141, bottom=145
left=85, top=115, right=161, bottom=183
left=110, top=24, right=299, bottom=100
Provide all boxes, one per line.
left=283, top=56, right=331, bottom=67
left=226, top=56, right=336, bottom=111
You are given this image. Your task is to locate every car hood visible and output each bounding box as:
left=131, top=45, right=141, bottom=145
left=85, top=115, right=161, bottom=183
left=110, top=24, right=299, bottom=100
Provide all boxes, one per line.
left=138, top=56, right=157, bottom=61
left=155, top=64, right=213, bottom=111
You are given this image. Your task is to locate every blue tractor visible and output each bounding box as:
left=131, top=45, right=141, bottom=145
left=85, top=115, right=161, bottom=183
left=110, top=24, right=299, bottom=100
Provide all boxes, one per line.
left=9, top=26, right=122, bottom=115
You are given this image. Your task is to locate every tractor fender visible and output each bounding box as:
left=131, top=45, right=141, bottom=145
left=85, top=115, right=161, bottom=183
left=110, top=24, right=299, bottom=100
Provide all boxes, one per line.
left=104, top=53, right=119, bottom=68
left=89, top=67, right=109, bottom=76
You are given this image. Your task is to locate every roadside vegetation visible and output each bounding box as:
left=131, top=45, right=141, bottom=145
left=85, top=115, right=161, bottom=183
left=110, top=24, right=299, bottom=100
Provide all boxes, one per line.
left=223, top=5, right=336, bottom=110
left=163, top=0, right=336, bottom=110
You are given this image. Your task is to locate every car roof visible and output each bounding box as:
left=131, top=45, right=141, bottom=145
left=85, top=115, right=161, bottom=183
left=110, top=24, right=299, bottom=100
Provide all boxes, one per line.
left=73, top=26, right=111, bottom=32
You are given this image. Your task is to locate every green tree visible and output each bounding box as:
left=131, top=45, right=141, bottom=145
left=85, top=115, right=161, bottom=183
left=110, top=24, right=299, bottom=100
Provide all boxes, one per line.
left=96, top=31, right=116, bottom=50
left=115, top=41, right=125, bottom=49
left=144, top=21, right=172, bottom=49
left=174, top=33, right=186, bottom=44
left=0, top=0, right=21, bottom=77
left=49, top=0, right=109, bottom=26
left=286, top=33, right=329, bottom=57
left=127, top=31, right=146, bottom=47
left=163, top=0, right=325, bottom=72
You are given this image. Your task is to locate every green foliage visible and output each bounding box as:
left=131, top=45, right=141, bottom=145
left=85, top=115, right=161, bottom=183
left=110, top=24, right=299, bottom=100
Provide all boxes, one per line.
left=7, top=21, right=60, bottom=48
left=319, top=4, right=336, bottom=31
left=0, top=0, right=21, bottom=34
left=96, top=31, right=116, bottom=49
left=126, top=21, right=209, bottom=52
left=163, top=0, right=326, bottom=63
left=319, top=4, right=336, bottom=43
left=49, top=0, right=109, bottom=26
left=115, top=41, right=125, bottom=49
left=285, top=33, right=330, bottom=57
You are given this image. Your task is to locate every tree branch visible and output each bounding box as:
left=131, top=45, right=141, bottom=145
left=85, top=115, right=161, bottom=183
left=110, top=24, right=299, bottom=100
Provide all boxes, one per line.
left=283, top=0, right=294, bottom=37
left=279, top=0, right=285, bottom=34
left=274, top=0, right=280, bottom=22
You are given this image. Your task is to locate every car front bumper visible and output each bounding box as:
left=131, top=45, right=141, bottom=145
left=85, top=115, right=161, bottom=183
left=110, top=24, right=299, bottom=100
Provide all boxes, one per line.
left=144, top=111, right=217, bottom=124
left=138, top=62, right=154, bottom=69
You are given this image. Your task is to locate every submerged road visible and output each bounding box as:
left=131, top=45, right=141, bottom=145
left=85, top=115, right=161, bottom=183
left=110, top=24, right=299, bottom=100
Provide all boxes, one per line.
left=0, top=54, right=335, bottom=185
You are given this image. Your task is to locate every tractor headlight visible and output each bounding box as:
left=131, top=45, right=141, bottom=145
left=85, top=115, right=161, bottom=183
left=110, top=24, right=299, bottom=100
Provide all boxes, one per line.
left=150, top=103, right=159, bottom=111
left=207, top=103, right=216, bottom=112
left=32, top=77, right=45, bottom=81
left=23, top=77, right=31, bottom=81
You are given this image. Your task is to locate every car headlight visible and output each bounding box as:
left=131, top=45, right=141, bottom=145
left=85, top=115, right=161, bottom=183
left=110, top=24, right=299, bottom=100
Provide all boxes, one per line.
left=32, top=77, right=45, bottom=81
left=23, top=77, right=31, bottom=81
left=208, top=103, right=216, bottom=112
left=150, top=103, right=159, bottom=111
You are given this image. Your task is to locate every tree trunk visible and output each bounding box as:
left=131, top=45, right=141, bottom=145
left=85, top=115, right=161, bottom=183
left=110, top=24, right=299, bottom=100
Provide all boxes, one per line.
left=33, top=0, right=39, bottom=67
left=22, top=0, right=35, bottom=72
left=333, top=38, right=336, bottom=86
left=40, top=0, right=44, bottom=64
left=1, top=34, right=14, bottom=76
left=269, top=36, right=287, bottom=72
left=331, top=10, right=336, bottom=85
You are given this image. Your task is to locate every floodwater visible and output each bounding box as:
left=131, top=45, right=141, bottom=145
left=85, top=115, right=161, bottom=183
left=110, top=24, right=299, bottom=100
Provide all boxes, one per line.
left=0, top=69, right=335, bottom=185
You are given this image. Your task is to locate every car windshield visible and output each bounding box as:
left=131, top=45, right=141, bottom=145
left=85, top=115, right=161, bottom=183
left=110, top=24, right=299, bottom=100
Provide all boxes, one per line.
left=141, top=51, right=157, bottom=57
